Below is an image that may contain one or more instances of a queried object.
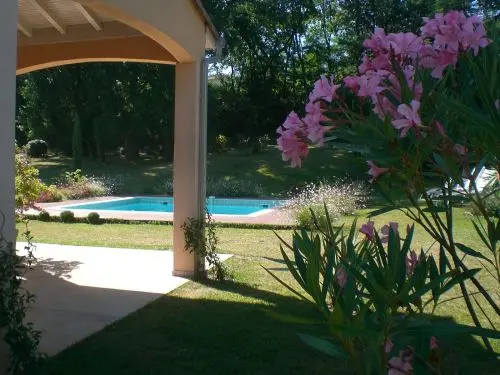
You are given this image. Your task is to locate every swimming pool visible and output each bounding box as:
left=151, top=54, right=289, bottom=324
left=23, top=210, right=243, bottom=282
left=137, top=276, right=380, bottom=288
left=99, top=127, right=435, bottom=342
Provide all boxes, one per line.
left=60, top=197, right=284, bottom=216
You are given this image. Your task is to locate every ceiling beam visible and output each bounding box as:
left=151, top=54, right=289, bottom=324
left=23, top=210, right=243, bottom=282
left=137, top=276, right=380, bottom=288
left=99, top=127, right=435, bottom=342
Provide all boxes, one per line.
left=18, top=18, right=33, bottom=37
left=29, top=0, right=66, bottom=35
left=74, top=3, right=102, bottom=31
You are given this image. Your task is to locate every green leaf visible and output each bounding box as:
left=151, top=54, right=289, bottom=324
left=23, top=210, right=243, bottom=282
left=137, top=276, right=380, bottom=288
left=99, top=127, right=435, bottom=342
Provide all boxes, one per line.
left=455, top=243, right=494, bottom=266
left=262, top=264, right=309, bottom=302
left=297, top=334, right=349, bottom=360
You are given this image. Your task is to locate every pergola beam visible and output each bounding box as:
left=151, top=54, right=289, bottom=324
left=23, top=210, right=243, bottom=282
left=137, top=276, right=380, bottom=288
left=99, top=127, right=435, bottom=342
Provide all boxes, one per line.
left=74, top=3, right=102, bottom=31
left=17, top=18, right=33, bottom=37
left=29, top=0, right=66, bottom=35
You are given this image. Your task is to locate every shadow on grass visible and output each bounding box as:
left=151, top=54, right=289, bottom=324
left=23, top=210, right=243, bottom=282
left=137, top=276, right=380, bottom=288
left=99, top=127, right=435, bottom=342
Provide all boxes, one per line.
left=43, top=279, right=497, bottom=375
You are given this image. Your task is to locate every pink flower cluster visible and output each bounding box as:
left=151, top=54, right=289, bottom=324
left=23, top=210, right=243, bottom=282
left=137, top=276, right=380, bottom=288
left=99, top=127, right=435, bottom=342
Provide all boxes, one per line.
left=388, top=350, right=413, bottom=375
left=420, top=11, right=490, bottom=78
left=276, top=76, right=338, bottom=167
left=277, top=11, right=490, bottom=168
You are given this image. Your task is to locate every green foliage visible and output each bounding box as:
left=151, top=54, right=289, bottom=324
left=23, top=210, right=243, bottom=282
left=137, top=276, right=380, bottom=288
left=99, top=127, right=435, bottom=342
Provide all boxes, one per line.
left=251, top=135, right=271, bottom=154
left=281, top=181, right=367, bottom=230
left=24, top=140, right=48, bottom=158
left=58, top=170, right=109, bottom=200
left=60, top=211, right=75, bottom=224
left=38, top=185, right=64, bottom=203
left=87, top=212, right=101, bottom=225
left=268, top=207, right=498, bottom=374
left=212, top=134, right=230, bottom=153
left=0, top=216, right=45, bottom=373
left=182, top=211, right=230, bottom=281
left=37, top=210, right=51, bottom=222
left=15, top=150, right=46, bottom=211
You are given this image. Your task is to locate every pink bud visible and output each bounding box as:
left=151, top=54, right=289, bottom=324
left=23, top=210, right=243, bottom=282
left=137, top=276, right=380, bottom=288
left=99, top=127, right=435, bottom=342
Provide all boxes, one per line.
left=360, top=221, right=375, bottom=240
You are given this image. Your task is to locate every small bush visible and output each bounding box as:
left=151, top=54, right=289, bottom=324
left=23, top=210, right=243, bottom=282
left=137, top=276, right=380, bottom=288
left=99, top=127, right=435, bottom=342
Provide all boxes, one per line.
left=58, top=170, right=110, bottom=200
left=25, top=139, right=48, bottom=158
left=280, top=181, right=368, bottom=230
left=87, top=212, right=101, bottom=225
left=60, top=211, right=75, bottom=223
left=38, top=210, right=51, bottom=222
left=251, top=134, right=271, bottom=154
left=212, top=134, right=230, bottom=153
left=15, top=150, right=46, bottom=210
left=38, top=185, right=64, bottom=203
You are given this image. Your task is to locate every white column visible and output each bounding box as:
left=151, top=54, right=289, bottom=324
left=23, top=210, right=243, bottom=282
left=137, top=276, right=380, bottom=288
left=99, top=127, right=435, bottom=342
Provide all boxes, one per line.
left=0, top=0, right=18, bottom=370
left=172, top=60, right=206, bottom=277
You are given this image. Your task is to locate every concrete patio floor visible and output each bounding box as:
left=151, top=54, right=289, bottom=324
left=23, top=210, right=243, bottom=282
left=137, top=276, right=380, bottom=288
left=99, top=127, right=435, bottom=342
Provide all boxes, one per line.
left=17, top=242, right=231, bottom=356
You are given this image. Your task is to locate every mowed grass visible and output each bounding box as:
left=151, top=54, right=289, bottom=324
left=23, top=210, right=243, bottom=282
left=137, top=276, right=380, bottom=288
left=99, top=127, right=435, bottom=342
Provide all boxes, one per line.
left=31, top=146, right=367, bottom=197
left=18, top=208, right=499, bottom=374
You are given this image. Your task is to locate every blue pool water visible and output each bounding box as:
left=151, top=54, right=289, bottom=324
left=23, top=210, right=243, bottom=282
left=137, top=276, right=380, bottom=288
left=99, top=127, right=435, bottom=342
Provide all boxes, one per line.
left=61, top=197, right=283, bottom=216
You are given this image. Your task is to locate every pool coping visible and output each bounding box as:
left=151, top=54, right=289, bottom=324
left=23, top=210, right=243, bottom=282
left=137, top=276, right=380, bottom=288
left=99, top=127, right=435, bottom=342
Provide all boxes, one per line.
left=33, top=196, right=292, bottom=225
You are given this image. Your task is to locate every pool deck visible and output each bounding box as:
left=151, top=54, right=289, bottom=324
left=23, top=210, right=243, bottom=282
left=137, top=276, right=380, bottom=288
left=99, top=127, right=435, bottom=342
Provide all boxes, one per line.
left=32, top=196, right=293, bottom=226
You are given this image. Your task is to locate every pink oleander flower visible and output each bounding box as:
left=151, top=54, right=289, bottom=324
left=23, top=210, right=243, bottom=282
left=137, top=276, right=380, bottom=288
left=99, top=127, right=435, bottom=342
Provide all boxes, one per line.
left=363, top=27, right=390, bottom=54
left=277, top=112, right=309, bottom=168
left=392, top=100, right=422, bottom=138
left=367, top=161, right=390, bottom=183
left=384, top=339, right=394, bottom=354
left=336, top=266, right=347, bottom=288
left=387, top=32, right=422, bottom=59
left=358, top=71, right=386, bottom=98
left=406, top=250, right=419, bottom=276
left=460, top=21, right=490, bottom=55
left=430, top=336, right=439, bottom=350
left=309, top=75, right=340, bottom=103
left=388, top=354, right=413, bottom=375
left=303, top=101, right=332, bottom=145
left=360, top=221, right=375, bottom=240
left=381, top=222, right=399, bottom=243
left=419, top=11, right=490, bottom=77
left=344, top=75, right=361, bottom=93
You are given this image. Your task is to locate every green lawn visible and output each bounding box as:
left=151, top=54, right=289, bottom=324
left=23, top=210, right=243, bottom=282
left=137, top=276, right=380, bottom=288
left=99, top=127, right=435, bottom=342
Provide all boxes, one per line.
left=31, top=146, right=367, bottom=197
left=18, top=208, right=499, bottom=374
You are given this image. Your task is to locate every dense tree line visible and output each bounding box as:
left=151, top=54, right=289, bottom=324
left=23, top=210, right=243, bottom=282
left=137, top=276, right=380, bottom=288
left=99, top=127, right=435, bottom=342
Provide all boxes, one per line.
left=15, top=0, right=497, bottom=162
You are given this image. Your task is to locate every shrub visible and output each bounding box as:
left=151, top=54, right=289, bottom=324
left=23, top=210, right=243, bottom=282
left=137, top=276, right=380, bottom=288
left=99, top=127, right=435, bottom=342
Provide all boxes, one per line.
left=251, top=134, right=271, bottom=154
left=269, top=212, right=497, bottom=373
left=25, top=139, right=48, bottom=158
left=60, top=211, right=75, bottom=223
left=1, top=222, right=45, bottom=372
left=58, top=170, right=110, bottom=200
left=87, top=212, right=101, bottom=225
left=15, top=150, right=46, bottom=211
left=182, top=211, right=230, bottom=281
left=280, top=181, right=368, bottom=230
left=38, top=185, right=64, bottom=203
left=38, top=210, right=51, bottom=222
left=212, top=134, right=230, bottom=153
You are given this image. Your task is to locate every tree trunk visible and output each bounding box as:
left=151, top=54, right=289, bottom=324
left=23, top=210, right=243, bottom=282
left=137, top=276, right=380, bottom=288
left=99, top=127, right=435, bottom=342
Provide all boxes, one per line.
left=72, top=112, right=83, bottom=170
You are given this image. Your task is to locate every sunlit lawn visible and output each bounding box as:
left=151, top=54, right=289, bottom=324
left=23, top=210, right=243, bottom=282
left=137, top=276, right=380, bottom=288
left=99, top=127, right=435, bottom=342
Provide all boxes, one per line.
left=18, top=208, right=499, bottom=374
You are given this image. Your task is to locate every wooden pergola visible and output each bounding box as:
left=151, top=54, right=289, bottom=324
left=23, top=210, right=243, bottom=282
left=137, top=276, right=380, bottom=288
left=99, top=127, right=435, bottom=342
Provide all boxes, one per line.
left=0, top=0, right=220, bottom=275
